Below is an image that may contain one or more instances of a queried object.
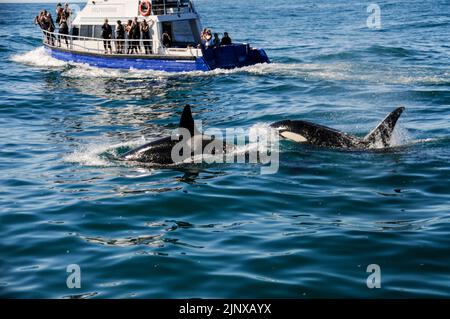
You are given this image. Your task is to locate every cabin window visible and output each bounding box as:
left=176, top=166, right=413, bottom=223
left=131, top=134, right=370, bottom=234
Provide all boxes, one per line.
left=79, top=25, right=93, bottom=38
left=162, top=20, right=197, bottom=47
left=172, top=20, right=195, bottom=43
left=172, top=20, right=194, bottom=43
left=93, top=25, right=103, bottom=39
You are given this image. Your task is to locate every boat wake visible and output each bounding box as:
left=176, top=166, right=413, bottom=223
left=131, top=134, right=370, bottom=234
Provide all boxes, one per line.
left=11, top=47, right=450, bottom=86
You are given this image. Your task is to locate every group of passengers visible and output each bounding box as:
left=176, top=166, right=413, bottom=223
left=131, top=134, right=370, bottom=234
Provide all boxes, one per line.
left=35, top=3, right=234, bottom=56
left=200, top=28, right=232, bottom=48
left=101, top=18, right=154, bottom=55
left=34, top=3, right=71, bottom=47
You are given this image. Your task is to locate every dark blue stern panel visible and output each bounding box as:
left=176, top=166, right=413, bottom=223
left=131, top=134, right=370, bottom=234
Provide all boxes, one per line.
left=202, top=44, right=270, bottom=70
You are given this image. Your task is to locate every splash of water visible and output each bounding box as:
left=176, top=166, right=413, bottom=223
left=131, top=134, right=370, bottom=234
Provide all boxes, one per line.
left=63, top=139, right=145, bottom=167
left=388, top=124, right=412, bottom=148
left=10, top=47, right=67, bottom=68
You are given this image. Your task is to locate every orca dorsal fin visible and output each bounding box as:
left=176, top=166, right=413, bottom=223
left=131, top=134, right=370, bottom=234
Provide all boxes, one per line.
left=178, top=105, right=198, bottom=136
left=363, top=107, right=405, bottom=147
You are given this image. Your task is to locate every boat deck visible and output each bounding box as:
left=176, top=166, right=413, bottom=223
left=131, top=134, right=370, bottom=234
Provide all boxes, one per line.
left=42, top=30, right=202, bottom=60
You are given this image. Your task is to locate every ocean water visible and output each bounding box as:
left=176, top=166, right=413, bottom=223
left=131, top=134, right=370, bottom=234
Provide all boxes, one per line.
left=1, top=0, right=450, bottom=298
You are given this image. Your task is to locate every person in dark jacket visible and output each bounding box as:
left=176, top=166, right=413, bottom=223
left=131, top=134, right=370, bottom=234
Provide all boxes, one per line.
left=115, top=20, right=125, bottom=54
left=220, top=32, right=232, bottom=46
left=63, top=3, right=71, bottom=20
left=101, top=18, right=113, bottom=54
left=131, top=17, right=141, bottom=54
left=58, top=18, right=69, bottom=47
left=46, top=12, right=56, bottom=46
left=39, top=11, right=51, bottom=44
left=213, top=33, right=220, bottom=47
left=141, top=19, right=152, bottom=54
left=55, top=3, right=63, bottom=24
left=162, top=32, right=172, bottom=48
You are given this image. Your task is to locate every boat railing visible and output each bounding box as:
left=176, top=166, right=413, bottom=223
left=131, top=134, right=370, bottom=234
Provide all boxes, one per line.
left=41, top=30, right=201, bottom=58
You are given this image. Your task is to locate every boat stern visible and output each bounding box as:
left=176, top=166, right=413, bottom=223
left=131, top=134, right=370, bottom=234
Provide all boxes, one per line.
left=201, top=44, right=270, bottom=70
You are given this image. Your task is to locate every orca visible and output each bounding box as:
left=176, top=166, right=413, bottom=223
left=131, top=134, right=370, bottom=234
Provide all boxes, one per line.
left=120, top=105, right=228, bottom=165
left=270, top=107, right=405, bottom=149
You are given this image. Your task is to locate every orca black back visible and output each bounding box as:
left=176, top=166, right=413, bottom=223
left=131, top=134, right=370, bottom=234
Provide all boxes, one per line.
left=271, top=107, right=406, bottom=149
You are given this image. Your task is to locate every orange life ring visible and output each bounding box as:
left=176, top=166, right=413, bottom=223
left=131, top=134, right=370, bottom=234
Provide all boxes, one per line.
left=139, top=0, right=151, bottom=16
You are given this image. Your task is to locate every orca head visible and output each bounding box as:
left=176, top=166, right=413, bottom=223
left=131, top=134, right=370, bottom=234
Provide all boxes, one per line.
left=270, top=120, right=309, bottom=143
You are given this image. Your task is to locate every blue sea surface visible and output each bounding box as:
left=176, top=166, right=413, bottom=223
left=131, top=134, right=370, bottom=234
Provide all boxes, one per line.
left=1, top=0, right=449, bottom=298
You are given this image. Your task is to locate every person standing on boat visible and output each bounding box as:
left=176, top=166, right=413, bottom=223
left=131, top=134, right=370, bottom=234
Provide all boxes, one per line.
left=63, top=3, right=71, bottom=21
left=39, top=11, right=51, bottom=44
left=200, top=28, right=208, bottom=42
left=34, top=11, right=45, bottom=30
left=58, top=18, right=69, bottom=48
left=125, top=20, right=133, bottom=54
left=131, top=18, right=141, bottom=54
left=213, top=33, right=220, bottom=47
left=204, top=30, right=214, bottom=48
left=55, top=3, right=63, bottom=24
left=115, top=20, right=125, bottom=54
left=162, top=32, right=172, bottom=48
left=101, top=19, right=113, bottom=54
left=141, top=20, right=152, bottom=55
left=46, top=12, right=56, bottom=46
left=220, top=32, right=232, bottom=46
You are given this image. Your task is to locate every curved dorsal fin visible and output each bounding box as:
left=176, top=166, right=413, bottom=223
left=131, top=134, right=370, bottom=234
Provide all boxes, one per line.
left=178, top=105, right=198, bottom=136
left=363, top=107, right=405, bottom=147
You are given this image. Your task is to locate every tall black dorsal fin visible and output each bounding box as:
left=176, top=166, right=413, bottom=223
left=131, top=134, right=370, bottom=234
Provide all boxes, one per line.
left=178, top=105, right=198, bottom=136
left=363, top=106, right=405, bottom=147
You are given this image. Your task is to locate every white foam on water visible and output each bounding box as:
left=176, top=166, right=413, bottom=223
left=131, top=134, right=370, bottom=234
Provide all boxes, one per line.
left=60, top=61, right=277, bottom=79
left=249, top=62, right=450, bottom=85
left=367, top=125, right=436, bottom=150
left=10, top=46, right=67, bottom=68
left=64, top=139, right=145, bottom=167
left=395, top=74, right=449, bottom=85
left=389, top=124, right=412, bottom=148
left=401, top=137, right=443, bottom=147
left=62, top=63, right=142, bottom=79
left=10, top=47, right=450, bottom=85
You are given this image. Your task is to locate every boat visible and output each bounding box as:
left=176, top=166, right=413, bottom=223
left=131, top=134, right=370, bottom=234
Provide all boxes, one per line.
left=40, top=0, right=270, bottom=72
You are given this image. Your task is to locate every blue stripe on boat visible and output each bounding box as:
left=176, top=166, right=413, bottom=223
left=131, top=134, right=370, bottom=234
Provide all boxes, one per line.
left=45, top=44, right=270, bottom=72
left=46, top=47, right=210, bottom=72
